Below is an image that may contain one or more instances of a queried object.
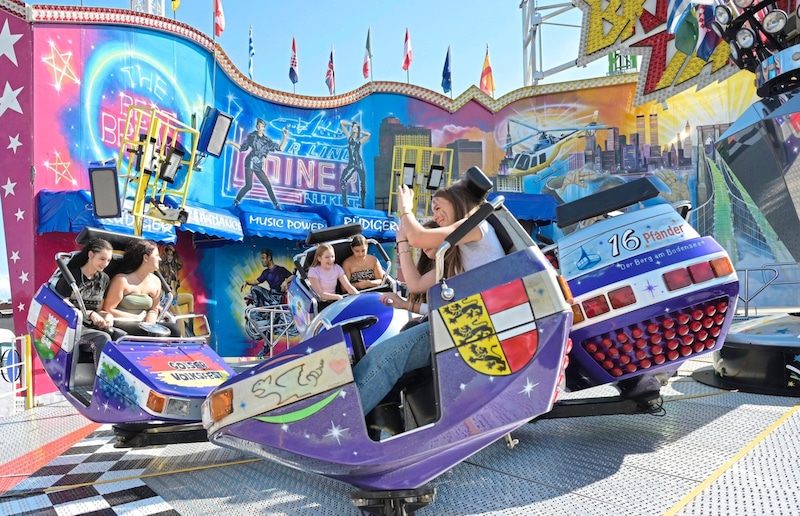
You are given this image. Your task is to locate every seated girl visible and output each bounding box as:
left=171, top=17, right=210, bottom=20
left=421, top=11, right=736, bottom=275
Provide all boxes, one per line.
left=341, top=234, right=386, bottom=290
left=54, top=238, right=115, bottom=366
left=307, top=243, right=359, bottom=302
left=379, top=221, right=438, bottom=317
left=102, top=240, right=181, bottom=337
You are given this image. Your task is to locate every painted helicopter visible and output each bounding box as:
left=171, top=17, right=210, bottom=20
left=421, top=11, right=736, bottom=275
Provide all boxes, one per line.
left=505, top=110, right=605, bottom=179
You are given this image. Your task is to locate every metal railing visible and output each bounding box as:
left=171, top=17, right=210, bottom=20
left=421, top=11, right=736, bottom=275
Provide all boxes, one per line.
left=245, top=304, right=298, bottom=358
left=0, top=334, right=34, bottom=411
left=736, top=262, right=800, bottom=317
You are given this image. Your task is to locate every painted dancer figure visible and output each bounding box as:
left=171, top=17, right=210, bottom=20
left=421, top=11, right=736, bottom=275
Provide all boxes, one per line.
left=340, top=120, right=370, bottom=208
left=230, top=118, right=289, bottom=210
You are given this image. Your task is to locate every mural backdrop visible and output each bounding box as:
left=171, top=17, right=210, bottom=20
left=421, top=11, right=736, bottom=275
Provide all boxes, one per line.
left=0, top=7, right=793, bottom=358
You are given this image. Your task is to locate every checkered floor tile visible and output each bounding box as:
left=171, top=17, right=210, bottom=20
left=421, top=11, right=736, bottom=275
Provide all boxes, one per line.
left=0, top=427, right=179, bottom=516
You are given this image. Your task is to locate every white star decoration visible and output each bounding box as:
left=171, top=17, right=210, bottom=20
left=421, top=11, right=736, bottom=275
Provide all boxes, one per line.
left=519, top=378, right=539, bottom=397
left=10, top=251, right=19, bottom=263
left=0, top=20, right=22, bottom=66
left=42, top=40, right=80, bottom=91
left=0, top=82, right=23, bottom=118
left=17, top=302, right=24, bottom=311
left=14, top=208, right=23, bottom=221
left=2, top=178, right=16, bottom=197
left=324, top=421, right=348, bottom=445
left=7, top=134, right=21, bottom=153
left=18, top=271, right=28, bottom=284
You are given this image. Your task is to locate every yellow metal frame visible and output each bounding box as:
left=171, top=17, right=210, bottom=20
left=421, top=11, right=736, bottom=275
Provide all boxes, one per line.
left=388, top=145, right=454, bottom=218
left=117, top=106, right=200, bottom=236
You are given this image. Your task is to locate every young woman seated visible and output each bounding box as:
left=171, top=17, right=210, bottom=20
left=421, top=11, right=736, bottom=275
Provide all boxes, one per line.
left=341, top=234, right=386, bottom=291
left=307, top=243, right=359, bottom=302
left=379, top=220, right=438, bottom=317
left=54, top=238, right=115, bottom=365
left=102, top=240, right=181, bottom=337
left=353, top=179, right=505, bottom=415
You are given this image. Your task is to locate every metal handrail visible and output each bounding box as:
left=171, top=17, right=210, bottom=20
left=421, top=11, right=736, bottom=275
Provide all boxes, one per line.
left=736, top=262, right=800, bottom=317
left=245, top=304, right=297, bottom=358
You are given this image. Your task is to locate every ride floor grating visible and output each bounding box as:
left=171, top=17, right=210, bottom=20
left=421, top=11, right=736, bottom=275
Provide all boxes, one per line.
left=1, top=356, right=798, bottom=515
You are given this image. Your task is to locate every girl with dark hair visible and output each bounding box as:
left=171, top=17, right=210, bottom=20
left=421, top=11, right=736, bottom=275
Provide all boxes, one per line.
left=103, top=240, right=180, bottom=337
left=378, top=220, right=439, bottom=315
left=353, top=179, right=505, bottom=416
left=54, top=239, right=114, bottom=364
left=341, top=234, right=385, bottom=290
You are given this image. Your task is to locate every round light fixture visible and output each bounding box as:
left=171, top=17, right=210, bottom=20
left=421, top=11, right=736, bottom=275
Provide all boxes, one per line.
left=736, top=27, right=756, bottom=49
left=715, top=5, right=732, bottom=25
left=762, top=10, right=788, bottom=34
left=733, top=0, right=753, bottom=8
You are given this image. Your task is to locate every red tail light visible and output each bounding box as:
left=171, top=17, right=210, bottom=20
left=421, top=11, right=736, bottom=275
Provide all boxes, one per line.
left=608, top=285, right=636, bottom=309
left=582, top=295, right=610, bottom=318
left=663, top=268, right=692, bottom=291
left=710, top=257, right=734, bottom=277
left=688, top=262, right=715, bottom=283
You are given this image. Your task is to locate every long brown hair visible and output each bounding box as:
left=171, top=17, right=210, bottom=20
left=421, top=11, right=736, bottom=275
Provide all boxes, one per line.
left=408, top=220, right=439, bottom=306
left=431, top=180, right=486, bottom=278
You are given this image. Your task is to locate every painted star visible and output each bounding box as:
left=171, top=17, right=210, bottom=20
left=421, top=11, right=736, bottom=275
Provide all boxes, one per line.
left=17, top=302, right=24, bottom=311
left=306, top=346, right=313, bottom=354
left=644, top=280, right=657, bottom=297
left=519, top=378, right=539, bottom=397
left=0, top=20, right=23, bottom=66
left=2, top=178, right=16, bottom=197
left=338, top=390, right=347, bottom=398
left=9, top=250, right=19, bottom=263
left=44, top=152, right=75, bottom=185
left=0, top=82, right=23, bottom=118
left=794, top=354, right=800, bottom=363
left=324, top=421, right=348, bottom=445
left=42, top=40, right=80, bottom=91
left=18, top=271, right=28, bottom=284
left=7, top=134, right=21, bottom=153
left=14, top=208, right=23, bottom=221
left=281, top=424, right=289, bottom=432
left=459, top=383, right=466, bottom=391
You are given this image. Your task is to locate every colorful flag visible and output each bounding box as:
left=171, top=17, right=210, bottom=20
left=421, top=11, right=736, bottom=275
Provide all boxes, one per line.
left=171, top=0, right=180, bottom=12
left=480, top=46, right=495, bottom=96
left=363, top=28, right=372, bottom=79
left=674, top=7, right=699, bottom=55
left=248, top=25, right=254, bottom=80
left=214, top=0, right=225, bottom=37
left=442, top=46, right=452, bottom=94
left=696, top=5, right=721, bottom=62
left=666, top=0, right=692, bottom=34
left=325, top=47, right=335, bottom=95
left=402, top=28, right=413, bottom=71
left=289, top=37, right=299, bottom=84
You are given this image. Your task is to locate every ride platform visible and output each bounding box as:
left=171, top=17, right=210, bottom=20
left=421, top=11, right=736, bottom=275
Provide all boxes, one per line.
left=1, top=356, right=798, bottom=515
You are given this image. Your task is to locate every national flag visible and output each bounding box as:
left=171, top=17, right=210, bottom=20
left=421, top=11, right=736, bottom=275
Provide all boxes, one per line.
left=480, top=46, right=495, bottom=95
left=214, top=0, right=225, bottom=37
left=171, top=0, right=180, bottom=12
left=674, top=7, right=699, bottom=55
left=325, top=47, right=335, bottom=95
left=441, top=46, right=452, bottom=94
left=289, top=37, right=299, bottom=84
left=438, top=278, right=538, bottom=375
left=248, top=25, right=255, bottom=80
left=402, top=28, right=413, bottom=71
left=696, top=5, right=721, bottom=62
left=362, top=28, right=372, bottom=79
left=667, top=0, right=693, bottom=35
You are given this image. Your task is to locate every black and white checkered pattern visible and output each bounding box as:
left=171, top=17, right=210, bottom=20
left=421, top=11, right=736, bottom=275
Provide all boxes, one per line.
left=0, top=427, right=179, bottom=516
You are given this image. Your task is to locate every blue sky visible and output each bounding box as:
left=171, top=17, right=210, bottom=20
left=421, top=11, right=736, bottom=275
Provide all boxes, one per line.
left=0, top=0, right=607, bottom=301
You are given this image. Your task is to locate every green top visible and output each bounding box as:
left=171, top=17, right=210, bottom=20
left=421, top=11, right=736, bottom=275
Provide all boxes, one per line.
left=117, top=293, right=153, bottom=314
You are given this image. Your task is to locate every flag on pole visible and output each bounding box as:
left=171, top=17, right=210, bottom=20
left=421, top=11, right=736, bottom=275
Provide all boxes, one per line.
left=171, top=0, right=180, bottom=12
left=325, top=47, right=335, bottom=95
left=248, top=25, right=255, bottom=79
left=480, top=45, right=495, bottom=96
left=289, top=37, right=299, bottom=84
left=402, top=28, right=413, bottom=71
left=363, top=28, right=373, bottom=79
left=442, top=46, right=452, bottom=94
left=674, top=7, right=699, bottom=55
left=696, top=5, right=721, bottom=61
left=214, top=0, right=225, bottom=37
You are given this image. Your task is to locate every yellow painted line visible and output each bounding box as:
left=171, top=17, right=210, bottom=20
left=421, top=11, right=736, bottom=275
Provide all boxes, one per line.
left=663, top=404, right=800, bottom=516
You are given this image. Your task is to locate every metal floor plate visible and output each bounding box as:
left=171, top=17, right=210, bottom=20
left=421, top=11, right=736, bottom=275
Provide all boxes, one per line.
left=1, top=358, right=798, bottom=515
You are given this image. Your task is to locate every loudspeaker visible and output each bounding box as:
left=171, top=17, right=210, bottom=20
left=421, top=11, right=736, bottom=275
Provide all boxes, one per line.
left=88, top=162, right=121, bottom=218
left=197, top=106, right=234, bottom=157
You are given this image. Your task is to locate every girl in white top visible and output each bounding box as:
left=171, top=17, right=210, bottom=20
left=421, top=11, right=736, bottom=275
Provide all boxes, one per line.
left=307, top=243, right=359, bottom=302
